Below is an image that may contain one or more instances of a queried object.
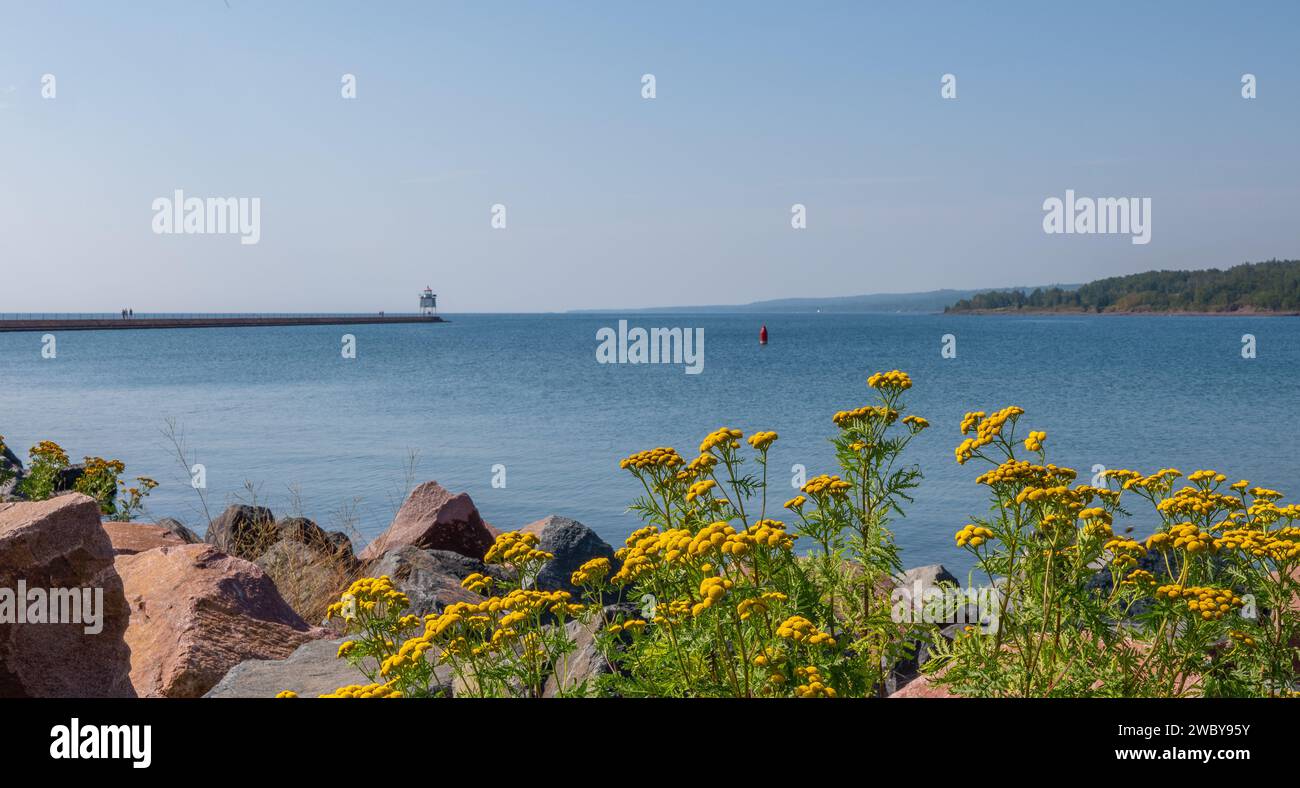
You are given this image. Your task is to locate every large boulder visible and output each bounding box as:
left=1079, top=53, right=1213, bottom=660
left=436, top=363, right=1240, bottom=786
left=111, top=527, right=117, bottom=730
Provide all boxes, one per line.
left=102, top=521, right=189, bottom=556
left=274, top=516, right=330, bottom=551
left=359, top=481, right=494, bottom=561
left=0, top=442, right=21, bottom=473
left=366, top=546, right=507, bottom=616
left=204, top=504, right=277, bottom=559
left=206, top=636, right=452, bottom=698
left=543, top=603, right=635, bottom=697
left=117, top=542, right=325, bottom=697
left=521, top=515, right=617, bottom=595
left=156, top=517, right=201, bottom=544
left=205, top=636, right=362, bottom=698
left=0, top=443, right=22, bottom=500
left=324, top=530, right=356, bottom=562
left=888, top=671, right=958, bottom=698
left=253, top=539, right=352, bottom=622
left=892, top=564, right=976, bottom=624
left=0, top=494, right=134, bottom=697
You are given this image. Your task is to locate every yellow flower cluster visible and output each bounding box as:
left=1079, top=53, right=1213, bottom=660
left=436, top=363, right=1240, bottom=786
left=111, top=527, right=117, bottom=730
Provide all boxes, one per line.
left=320, top=682, right=403, bottom=698
left=700, top=427, right=743, bottom=454
left=832, top=405, right=898, bottom=428
left=688, top=521, right=738, bottom=556
left=620, top=447, right=684, bottom=470
left=1023, top=430, right=1046, bottom=452
left=1186, top=469, right=1226, bottom=484
left=737, top=591, right=787, bottom=620
left=326, top=576, right=409, bottom=621
left=1147, top=523, right=1215, bottom=554
left=955, top=406, right=1024, bottom=464
left=423, top=588, right=579, bottom=659
left=613, top=527, right=693, bottom=583
left=867, top=369, right=912, bottom=391
left=82, top=456, right=126, bottom=480
left=776, top=615, right=836, bottom=647
left=976, top=459, right=1031, bottom=487
left=1104, top=537, right=1147, bottom=569
left=606, top=619, right=647, bottom=635
left=955, top=524, right=994, bottom=548
left=794, top=666, right=837, bottom=697
left=30, top=440, right=69, bottom=466
left=484, top=531, right=554, bottom=566
left=685, top=478, right=716, bottom=502
left=1121, top=569, right=1157, bottom=587
left=1114, top=468, right=1181, bottom=493
left=381, top=634, right=433, bottom=677
left=275, top=690, right=298, bottom=698
left=1157, top=487, right=1241, bottom=519
left=1229, top=629, right=1258, bottom=648
left=742, top=519, right=797, bottom=551
left=784, top=495, right=806, bottom=510
left=570, top=556, right=611, bottom=587
left=1154, top=584, right=1243, bottom=621
left=651, top=599, right=694, bottom=627
left=693, top=576, right=734, bottom=616
left=461, top=572, right=494, bottom=594
left=746, top=431, right=778, bottom=451
left=902, top=415, right=930, bottom=432
left=802, top=474, right=851, bottom=498
left=1217, top=527, right=1300, bottom=561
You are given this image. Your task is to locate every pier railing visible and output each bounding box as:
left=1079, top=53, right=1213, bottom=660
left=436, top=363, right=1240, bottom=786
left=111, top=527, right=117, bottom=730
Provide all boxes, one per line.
left=0, top=312, right=427, bottom=320
left=0, top=313, right=445, bottom=333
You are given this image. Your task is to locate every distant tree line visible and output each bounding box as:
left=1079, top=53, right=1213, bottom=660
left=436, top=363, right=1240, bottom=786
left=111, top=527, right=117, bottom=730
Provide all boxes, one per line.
left=946, top=259, right=1300, bottom=313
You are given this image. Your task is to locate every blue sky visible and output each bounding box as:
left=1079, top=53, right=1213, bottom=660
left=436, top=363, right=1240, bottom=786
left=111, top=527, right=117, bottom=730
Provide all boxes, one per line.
left=2, top=1, right=1298, bottom=312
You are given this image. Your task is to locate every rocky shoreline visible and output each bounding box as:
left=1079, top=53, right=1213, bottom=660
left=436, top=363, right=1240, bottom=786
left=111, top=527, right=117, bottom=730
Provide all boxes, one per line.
left=2, top=443, right=960, bottom=698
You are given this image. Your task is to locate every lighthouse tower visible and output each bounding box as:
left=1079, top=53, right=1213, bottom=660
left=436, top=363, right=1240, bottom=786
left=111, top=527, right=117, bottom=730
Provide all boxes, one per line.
left=419, top=287, right=437, bottom=316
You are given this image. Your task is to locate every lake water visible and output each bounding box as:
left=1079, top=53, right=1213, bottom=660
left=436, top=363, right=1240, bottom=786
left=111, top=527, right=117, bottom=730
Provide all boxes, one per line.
left=2, top=313, right=1296, bottom=579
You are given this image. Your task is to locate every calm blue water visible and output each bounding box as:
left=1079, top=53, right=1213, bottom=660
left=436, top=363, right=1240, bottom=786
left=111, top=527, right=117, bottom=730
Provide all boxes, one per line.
left=1, top=314, right=1296, bottom=578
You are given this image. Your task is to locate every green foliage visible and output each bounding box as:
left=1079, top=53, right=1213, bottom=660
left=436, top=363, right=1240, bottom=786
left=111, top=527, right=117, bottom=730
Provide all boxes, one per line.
left=948, top=259, right=1300, bottom=313
left=17, top=440, right=70, bottom=501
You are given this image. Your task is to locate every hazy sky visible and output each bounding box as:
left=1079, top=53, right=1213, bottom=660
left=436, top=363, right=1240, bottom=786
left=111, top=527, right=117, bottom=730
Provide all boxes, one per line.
left=2, top=1, right=1298, bottom=312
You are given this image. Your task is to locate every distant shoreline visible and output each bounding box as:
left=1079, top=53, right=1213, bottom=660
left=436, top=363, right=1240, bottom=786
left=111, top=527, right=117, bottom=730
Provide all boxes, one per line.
left=944, top=308, right=1300, bottom=317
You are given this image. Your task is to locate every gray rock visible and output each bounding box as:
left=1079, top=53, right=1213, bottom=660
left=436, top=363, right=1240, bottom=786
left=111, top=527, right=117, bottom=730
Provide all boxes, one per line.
left=521, top=515, right=617, bottom=595
left=54, top=463, right=85, bottom=493
left=895, top=563, right=960, bottom=591
left=204, top=504, right=277, bottom=559
left=543, top=603, right=635, bottom=697
left=367, top=546, right=508, bottom=617
left=205, top=636, right=451, bottom=698
left=0, top=442, right=22, bottom=473
left=275, top=516, right=330, bottom=550
left=0, top=444, right=22, bottom=500
left=254, top=539, right=351, bottom=616
left=156, top=517, right=201, bottom=544
left=325, top=530, right=356, bottom=561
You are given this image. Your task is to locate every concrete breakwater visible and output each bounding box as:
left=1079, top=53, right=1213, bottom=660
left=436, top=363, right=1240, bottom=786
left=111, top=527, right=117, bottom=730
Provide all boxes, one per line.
left=0, top=314, right=446, bottom=333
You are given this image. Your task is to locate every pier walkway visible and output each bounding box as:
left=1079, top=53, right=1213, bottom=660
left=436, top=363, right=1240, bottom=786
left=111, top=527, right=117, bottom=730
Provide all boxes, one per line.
left=0, top=313, right=446, bottom=333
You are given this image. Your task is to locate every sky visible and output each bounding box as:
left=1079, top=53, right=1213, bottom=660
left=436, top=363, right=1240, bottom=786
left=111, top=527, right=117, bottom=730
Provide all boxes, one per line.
left=1, top=1, right=1298, bottom=313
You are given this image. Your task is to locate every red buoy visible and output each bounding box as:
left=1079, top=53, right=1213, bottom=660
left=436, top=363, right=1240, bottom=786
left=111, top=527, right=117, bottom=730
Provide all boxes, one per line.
left=759, top=324, right=768, bottom=345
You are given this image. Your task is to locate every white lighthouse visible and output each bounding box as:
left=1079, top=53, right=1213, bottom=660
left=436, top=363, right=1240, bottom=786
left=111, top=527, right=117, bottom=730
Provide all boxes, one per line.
left=419, top=287, right=437, bottom=316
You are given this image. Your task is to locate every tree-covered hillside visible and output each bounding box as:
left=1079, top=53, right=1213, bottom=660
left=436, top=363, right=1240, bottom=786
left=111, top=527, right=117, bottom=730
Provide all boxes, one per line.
left=947, top=259, right=1300, bottom=313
